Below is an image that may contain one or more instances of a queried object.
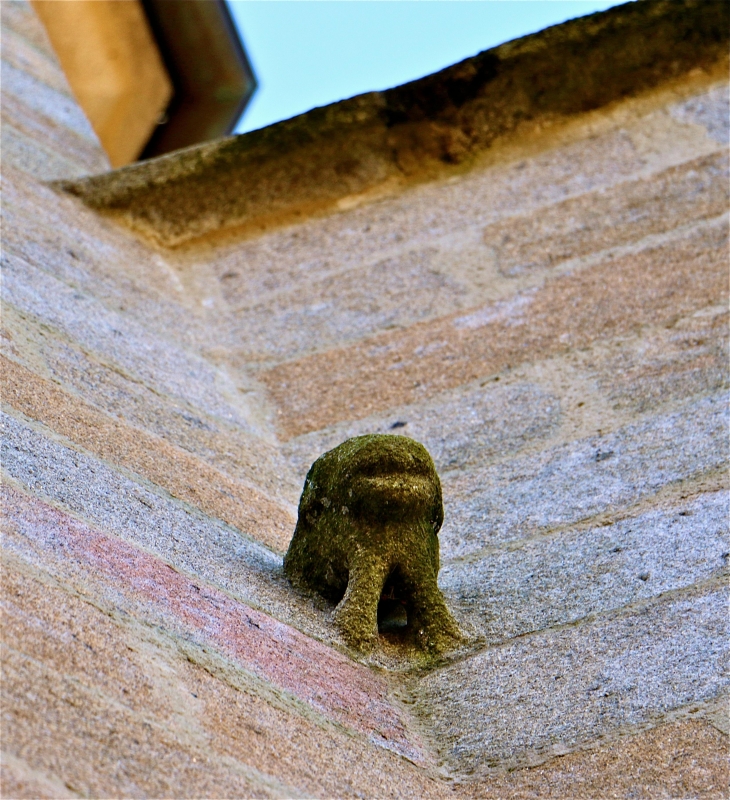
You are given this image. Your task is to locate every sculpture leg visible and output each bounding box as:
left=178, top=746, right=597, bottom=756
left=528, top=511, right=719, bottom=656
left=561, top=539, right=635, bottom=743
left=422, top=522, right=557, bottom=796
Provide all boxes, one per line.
left=400, top=555, right=462, bottom=653
left=333, top=556, right=388, bottom=651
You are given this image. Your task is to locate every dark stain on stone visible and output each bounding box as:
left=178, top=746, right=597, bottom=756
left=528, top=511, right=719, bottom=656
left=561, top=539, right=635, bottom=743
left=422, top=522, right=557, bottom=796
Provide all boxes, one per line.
left=334, top=157, right=362, bottom=176
left=384, top=52, right=501, bottom=126
left=284, top=434, right=462, bottom=653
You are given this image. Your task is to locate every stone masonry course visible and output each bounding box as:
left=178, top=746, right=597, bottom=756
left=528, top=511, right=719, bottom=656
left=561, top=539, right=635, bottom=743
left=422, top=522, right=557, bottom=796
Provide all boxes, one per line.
left=1, top=0, right=728, bottom=795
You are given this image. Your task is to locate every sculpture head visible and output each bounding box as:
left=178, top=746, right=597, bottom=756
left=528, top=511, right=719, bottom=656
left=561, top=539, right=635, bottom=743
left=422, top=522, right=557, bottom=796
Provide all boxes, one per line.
left=300, top=434, right=443, bottom=527
left=284, top=434, right=461, bottom=653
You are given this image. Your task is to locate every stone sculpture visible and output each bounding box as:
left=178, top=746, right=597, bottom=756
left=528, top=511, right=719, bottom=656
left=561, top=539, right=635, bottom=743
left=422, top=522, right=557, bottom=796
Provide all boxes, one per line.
left=284, top=434, right=462, bottom=653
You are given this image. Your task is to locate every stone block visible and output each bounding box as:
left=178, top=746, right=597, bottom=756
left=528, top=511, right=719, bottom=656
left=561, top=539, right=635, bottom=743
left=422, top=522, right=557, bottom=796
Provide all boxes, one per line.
left=462, top=719, right=729, bottom=799
left=0, top=752, right=69, bottom=800
left=0, top=320, right=294, bottom=502
left=216, top=91, right=723, bottom=363
left=414, top=583, right=728, bottom=775
left=211, top=120, right=651, bottom=310
left=2, top=1, right=58, bottom=62
left=3, top=646, right=289, bottom=798
left=1, top=357, right=296, bottom=551
left=262, top=219, right=728, bottom=437
left=284, top=380, right=560, bottom=481
left=670, top=83, right=729, bottom=145
left=441, top=491, right=728, bottom=642
left=486, top=151, right=727, bottom=278
left=1, top=57, right=100, bottom=146
left=586, top=305, right=729, bottom=414
left=3, top=563, right=446, bottom=799
left=2, top=413, right=289, bottom=607
left=1, top=174, right=200, bottom=342
left=226, top=246, right=473, bottom=365
left=440, top=392, right=728, bottom=558
left=1, top=18, right=69, bottom=94
left=2, top=252, right=260, bottom=432
left=2, top=485, right=426, bottom=763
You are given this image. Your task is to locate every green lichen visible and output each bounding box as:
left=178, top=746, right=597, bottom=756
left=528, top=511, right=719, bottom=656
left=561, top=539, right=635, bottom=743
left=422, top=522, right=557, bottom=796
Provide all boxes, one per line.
left=284, top=434, right=462, bottom=653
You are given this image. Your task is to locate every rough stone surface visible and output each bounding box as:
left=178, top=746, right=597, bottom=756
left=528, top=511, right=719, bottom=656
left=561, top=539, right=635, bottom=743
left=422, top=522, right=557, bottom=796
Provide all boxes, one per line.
left=440, top=392, right=728, bottom=558
left=3, top=557, right=451, bottom=799
left=2, top=413, right=297, bottom=618
left=1, top=356, right=296, bottom=551
left=414, top=583, right=729, bottom=775
left=485, top=150, right=727, bottom=277
left=440, top=491, right=729, bottom=643
left=1, top=0, right=109, bottom=181
left=0, top=306, right=296, bottom=502
left=2, top=1, right=728, bottom=796
left=587, top=304, right=729, bottom=415
left=2, top=485, right=428, bottom=764
left=461, top=719, right=729, bottom=799
left=2, top=251, right=260, bottom=432
left=670, top=83, right=729, bottom=144
left=262, top=218, right=728, bottom=438
left=205, top=94, right=721, bottom=316
left=208, top=115, right=726, bottom=371
left=284, top=380, right=561, bottom=480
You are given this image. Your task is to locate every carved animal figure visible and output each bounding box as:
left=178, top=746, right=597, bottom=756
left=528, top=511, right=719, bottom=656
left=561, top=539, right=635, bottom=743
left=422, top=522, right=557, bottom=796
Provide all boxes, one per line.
left=284, top=434, right=462, bottom=653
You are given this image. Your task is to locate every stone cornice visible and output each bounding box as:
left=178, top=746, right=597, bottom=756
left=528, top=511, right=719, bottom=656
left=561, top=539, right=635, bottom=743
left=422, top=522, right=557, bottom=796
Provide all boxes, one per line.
left=54, top=0, right=729, bottom=247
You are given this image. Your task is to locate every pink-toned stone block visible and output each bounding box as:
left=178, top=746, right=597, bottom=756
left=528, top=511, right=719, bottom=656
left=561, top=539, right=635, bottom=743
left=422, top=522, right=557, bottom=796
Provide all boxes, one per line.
left=2, top=485, right=427, bottom=764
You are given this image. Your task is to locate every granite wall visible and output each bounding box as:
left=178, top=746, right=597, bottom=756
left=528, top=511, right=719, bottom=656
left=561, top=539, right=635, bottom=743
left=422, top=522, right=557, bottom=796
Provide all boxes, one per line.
left=2, top=1, right=728, bottom=797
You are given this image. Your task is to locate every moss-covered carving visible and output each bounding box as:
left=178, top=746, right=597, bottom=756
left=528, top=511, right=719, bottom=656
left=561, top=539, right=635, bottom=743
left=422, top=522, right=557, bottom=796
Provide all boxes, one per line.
left=284, top=434, right=462, bottom=653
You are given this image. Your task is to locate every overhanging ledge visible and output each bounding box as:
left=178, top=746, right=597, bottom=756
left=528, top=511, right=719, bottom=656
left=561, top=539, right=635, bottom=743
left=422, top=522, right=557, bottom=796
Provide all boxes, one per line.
left=53, top=0, right=729, bottom=248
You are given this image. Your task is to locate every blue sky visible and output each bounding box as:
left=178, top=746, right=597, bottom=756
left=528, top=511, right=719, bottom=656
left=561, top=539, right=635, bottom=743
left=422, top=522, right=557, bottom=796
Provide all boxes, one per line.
left=228, top=1, right=629, bottom=134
